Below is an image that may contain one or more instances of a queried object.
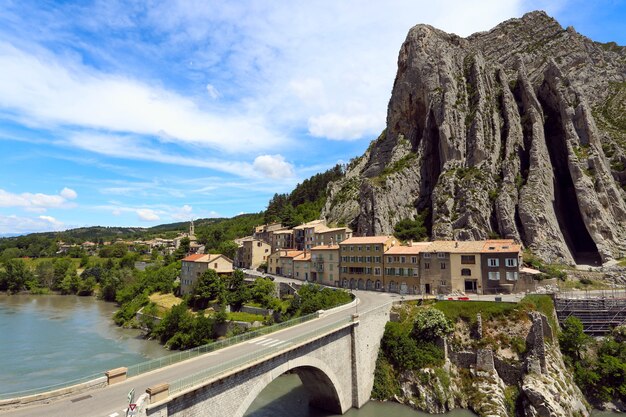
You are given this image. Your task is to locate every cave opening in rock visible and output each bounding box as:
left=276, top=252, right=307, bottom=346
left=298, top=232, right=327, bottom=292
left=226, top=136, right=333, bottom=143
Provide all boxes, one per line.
left=416, top=110, right=442, bottom=237
left=539, top=93, right=602, bottom=265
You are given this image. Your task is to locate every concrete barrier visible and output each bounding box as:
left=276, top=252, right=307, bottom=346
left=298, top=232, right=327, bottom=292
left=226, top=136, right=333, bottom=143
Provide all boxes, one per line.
left=106, top=367, right=128, bottom=385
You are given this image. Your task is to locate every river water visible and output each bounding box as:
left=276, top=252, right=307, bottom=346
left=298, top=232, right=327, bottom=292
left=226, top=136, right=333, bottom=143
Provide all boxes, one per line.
left=0, top=294, right=622, bottom=416
left=0, top=294, right=168, bottom=396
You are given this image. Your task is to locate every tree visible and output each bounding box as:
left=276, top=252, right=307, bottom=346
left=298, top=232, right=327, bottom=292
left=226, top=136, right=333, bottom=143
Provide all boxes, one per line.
left=226, top=270, right=249, bottom=310
left=217, top=241, right=238, bottom=260
left=0, top=259, right=29, bottom=293
left=393, top=212, right=428, bottom=242
left=251, top=277, right=276, bottom=308
left=192, top=269, right=225, bottom=309
left=411, top=308, right=454, bottom=342
left=559, top=316, right=590, bottom=361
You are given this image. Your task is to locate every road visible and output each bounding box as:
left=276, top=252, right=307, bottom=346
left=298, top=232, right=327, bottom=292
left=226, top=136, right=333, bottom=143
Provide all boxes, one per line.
left=0, top=290, right=396, bottom=417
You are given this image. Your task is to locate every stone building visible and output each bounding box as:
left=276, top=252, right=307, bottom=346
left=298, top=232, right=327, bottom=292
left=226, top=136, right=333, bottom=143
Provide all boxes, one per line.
left=180, top=253, right=234, bottom=295
left=339, top=236, right=396, bottom=290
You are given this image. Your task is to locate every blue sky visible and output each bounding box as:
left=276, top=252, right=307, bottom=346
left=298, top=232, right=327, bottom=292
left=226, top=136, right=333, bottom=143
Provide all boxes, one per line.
left=0, top=0, right=624, bottom=235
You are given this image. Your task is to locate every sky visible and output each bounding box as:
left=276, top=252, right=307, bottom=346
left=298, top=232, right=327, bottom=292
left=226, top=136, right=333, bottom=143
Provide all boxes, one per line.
left=0, top=0, right=625, bottom=235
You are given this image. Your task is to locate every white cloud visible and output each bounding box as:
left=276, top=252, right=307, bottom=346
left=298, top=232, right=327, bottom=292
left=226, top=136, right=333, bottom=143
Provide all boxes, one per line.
left=171, top=204, right=193, bottom=221
left=253, top=154, right=295, bottom=179
left=0, top=214, right=65, bottom=234
left=308, top=113, right=384, bottom=140
left=0, top=42, right=283, bottom=153
left=60, top=187, right=77, bottom=200
left=0, top=188, right=77, bottom=210
left=136, top=208, right=160, bottom=222
left=111, top=208, right=122, bottom=216
left=206, top=84, right=220, bottom=99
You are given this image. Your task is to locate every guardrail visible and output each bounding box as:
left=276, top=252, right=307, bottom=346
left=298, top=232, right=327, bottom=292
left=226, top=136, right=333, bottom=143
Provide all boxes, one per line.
left=0, top=372, right=104, bottom=401
left=169, top=315, right=354, bottom=395
left=126, top=311, right=320, bottom=378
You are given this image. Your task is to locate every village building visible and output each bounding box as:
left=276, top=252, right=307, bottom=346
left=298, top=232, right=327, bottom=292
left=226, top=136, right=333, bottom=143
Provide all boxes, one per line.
left=310, top=244, right=341, bottom=286
left=383, top=242, right=432, bottom=294
left=480, top=240, right=523, bottom=294
left=313, top=226, right=353, bottom=247
left=339, top=236, right=396, bottom=290
left=270, top=229, right=294, bottom=252
left=293, top=252, right=312, bottom=281
left=293, top=219, right=328, bottom=250
left=267, top=249, right=304, bottom=277
left=234, top=237, right=271, bottom=269
left=180, top=253, right=234, bottom=295
left=253, top=222, right=285, bottom=244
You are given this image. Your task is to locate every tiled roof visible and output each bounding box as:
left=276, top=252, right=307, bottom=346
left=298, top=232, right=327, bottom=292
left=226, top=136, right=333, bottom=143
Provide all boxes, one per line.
left=311, top=244, right=340, bottom=251
left=281, top=250, right=304, bottom=258
left=319, top=227, right=351, bottom=233
left=385, top=243, right=432, bottom=254
left=423, top=241, right=486, bottom=253
left=340, top=236, right=394, bottom=245
left=294, top=253, right=311, bottom=261
left=481, top=240, right=522, bottom=253
left=272, top=230, right=294, bottom=234
left=182, top=254, right=207, bottom=262
left=293, top=219, right=327, bottom=230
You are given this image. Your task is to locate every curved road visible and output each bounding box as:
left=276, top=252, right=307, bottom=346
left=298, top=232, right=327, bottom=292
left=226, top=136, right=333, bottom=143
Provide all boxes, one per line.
left=0, top=289, right=398, bottom=417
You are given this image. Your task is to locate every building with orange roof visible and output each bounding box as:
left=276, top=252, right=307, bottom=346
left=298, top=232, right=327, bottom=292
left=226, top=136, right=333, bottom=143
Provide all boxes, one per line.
left=267, top=249, right=304, bottom=278
left=339, top=235, right=396, bottom=290
left=293, top=219, right=328, bottom=251
left=383, top=242, right=432, bottom=293
left=293, top=252, right=312, bottom=281
left=310, top=244, right=340, bottom=286
left=480, top=240, right=522, bottom=294
left=234, top=238, right=271, bottom=270
left=313, top=226, right=353, bottom=248
left=180, top=254, right=234, bottom=295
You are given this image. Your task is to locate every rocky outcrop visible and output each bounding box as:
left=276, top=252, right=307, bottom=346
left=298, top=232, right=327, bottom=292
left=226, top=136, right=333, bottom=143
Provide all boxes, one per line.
left=323, top=11, right=626, bottom=265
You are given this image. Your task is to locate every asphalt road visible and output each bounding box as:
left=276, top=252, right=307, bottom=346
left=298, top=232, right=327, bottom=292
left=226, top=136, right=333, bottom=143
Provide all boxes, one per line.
left=0, top=290, right=396, bottom=417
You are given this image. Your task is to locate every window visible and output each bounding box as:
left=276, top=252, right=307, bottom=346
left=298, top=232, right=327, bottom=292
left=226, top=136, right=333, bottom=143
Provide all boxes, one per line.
left=505, top=258, right=517, bottom=267
left=440, top=280, right=446, bottom=286
left=424, top=262, right=430, bottom=270
left=461, top=255, right=476, bottom=264
left=330, top=264, right=334, bottom=271
left=358, top=246, right=362, bottom=251
left=366, top=256, right=372, bottom=263
left=366, top=267, right=372, bottom=274
left=350, top=246, right=354, bottom=251
left=387, top=256, right=393, bottom=263
left=358, top=257, right=364, bottom=262
left=440, top=262, right=446, bottom=270
left=488, top=258, right=499, bottom=267
left=329, top=254, right=333, bottom=260
left=214, top=263, right=218, bottom=268
left=437, top=253, right=445, bottom=259
left=461, top=268, right=472, bottom=276
left=488, top=271, right=500, bottom=280
left=411, top=256, right=418, bottom=264
left=413, top=268, right=419, bottom=276
left=374, top=245, right=380, bottom=251
left=375, top=280, right=381, bottom=289
left=375, top=256, right=381, bottom=263
left=342, top=267, right=348, bottom=273
left=374, top=267, right=381, bottom=276
left=366, top=246, right=370, bottom=251
left=400, top=256, right=406, bottom=263
left=385, top=268, right=392, bottom=275
left=423, top=252, right=431, bottom=258
left=506, top=271, right=518, bottom=281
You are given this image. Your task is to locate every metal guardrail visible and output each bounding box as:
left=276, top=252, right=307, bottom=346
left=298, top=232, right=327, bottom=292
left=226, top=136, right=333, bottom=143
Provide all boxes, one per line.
left=169, top=316, right=354, bottom=395
left=0, top=372, right=103, bottom=400
left=126, top=312, right=319, bottom=378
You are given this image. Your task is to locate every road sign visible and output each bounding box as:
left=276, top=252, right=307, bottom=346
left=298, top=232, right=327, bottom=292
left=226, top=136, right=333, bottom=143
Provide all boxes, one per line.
left=129, top=404, right=137, bottom=411
left=127, top=388, right=135, bottom=404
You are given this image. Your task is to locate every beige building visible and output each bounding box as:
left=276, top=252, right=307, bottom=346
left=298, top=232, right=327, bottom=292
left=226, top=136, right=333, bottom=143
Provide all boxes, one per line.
left=180, top=253, right=234, bottom=295
left=294, top=219, right=328, bottom=250
left=339, top=236, right=396, bottom=290
left=271, top=229, right=294, bottom=252
left=383, top=242, right=432, bottom=294
left=447, top=241, right=486, bottom=294
left=310, top=244, right=340, bottom=286
left=253, top=222, right=285, bottom=244
left=234, top=238, right=271, bottom=269
left=267, top=249, right=304, bottom=278
left=314, top=227, right=353, bottom=247
left=419, top=241, right=454, bottom=295
left=293, top=252, right=312, bottom=281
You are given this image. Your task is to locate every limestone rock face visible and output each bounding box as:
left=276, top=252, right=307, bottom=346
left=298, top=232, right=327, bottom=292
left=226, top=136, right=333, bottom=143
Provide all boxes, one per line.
left=323, top=11, right=626, bottom=264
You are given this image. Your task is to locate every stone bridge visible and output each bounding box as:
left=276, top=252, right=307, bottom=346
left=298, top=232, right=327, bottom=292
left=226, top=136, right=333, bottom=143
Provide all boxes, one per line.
left=145, top=304, right=391, bottom=417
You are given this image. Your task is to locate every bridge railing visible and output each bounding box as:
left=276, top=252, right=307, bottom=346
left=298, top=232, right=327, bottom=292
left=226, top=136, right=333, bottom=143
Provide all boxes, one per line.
left=126, top=311, right=319, bottom=378
left=169, top=315, right=354, bottom=396
left=0, top=372, right=103, bottom=401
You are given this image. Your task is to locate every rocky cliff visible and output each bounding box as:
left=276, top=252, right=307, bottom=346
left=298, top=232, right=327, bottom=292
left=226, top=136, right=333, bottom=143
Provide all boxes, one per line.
left=323, top=11, right=626, bottom=265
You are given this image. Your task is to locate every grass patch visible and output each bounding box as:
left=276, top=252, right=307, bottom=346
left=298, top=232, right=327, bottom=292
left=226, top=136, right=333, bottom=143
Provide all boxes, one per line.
left=434, top=300, right=518, bottom=324
left=520, top=295, right=557, bottom=333
left=149, top=292, right=183, bottom=309
left=560, top=278, right=611, bottom=291
left=227, top=311, right=265, bottom=322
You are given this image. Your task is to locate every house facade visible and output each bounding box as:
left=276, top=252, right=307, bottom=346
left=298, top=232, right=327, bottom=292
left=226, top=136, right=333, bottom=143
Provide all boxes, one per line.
left=234, top=238, right=271, bottom=269
left=310, top=244, right=340, bottom=286
left=180, top=253, right=234, bottom=295
left=480, top=240, right=522, bottom=294
left=383, top=242, right=431, bottom=294
left=339, top=236, right=396, bottom=290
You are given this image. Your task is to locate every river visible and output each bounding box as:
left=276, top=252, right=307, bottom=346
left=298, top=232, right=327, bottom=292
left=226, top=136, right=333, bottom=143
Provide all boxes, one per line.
left=0, top=294, right=168, bottom=397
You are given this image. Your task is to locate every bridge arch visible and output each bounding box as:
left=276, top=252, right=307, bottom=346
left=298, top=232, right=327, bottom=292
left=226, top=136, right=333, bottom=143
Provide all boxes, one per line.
left=235, top=355, right=349, bottom=417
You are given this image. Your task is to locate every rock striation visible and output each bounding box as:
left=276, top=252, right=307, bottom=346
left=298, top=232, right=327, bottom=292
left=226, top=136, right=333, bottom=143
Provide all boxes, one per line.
left=323, top=11, right=626, bottom=265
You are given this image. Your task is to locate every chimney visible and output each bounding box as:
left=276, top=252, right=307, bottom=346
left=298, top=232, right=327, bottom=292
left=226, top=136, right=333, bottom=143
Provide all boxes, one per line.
left=455, top=241, right=459, bottom=248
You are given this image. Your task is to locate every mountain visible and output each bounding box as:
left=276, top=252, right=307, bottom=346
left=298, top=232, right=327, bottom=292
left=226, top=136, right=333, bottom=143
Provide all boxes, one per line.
left=322, top=11, right=626, bottom=265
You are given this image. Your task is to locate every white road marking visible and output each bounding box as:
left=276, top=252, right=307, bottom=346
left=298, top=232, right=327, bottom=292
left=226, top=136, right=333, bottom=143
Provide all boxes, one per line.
left=267, top=340, right=286, bottom=347
left=109, top=413, right=119, bottom=417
